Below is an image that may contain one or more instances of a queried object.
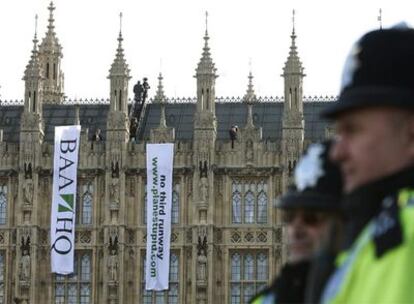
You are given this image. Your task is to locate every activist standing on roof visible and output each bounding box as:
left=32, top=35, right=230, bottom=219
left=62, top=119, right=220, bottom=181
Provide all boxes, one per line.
left=321, top=24, right=414, bottom=304
left=251, top=140, right=343, bottom=304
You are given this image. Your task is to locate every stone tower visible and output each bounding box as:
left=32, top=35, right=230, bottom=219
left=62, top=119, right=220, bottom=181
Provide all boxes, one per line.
left=104, top=13, right=131, bottom=304
left=16, top=15, right=45, bottom=304
left=281, top=12, right=305, bottom=190
left=192, top=13, right=218, bottom=304
left=38, top=1, right=64, bottom=104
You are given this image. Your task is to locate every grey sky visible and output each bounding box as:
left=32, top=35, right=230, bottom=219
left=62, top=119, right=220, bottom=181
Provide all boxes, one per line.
left=0, top=0, right=413, bottom=100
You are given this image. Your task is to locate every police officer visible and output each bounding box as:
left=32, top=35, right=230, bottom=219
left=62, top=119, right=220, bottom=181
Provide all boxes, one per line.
left=251, top=141, right=343, bottom=304
left=321, top=24, right=414, bottom=303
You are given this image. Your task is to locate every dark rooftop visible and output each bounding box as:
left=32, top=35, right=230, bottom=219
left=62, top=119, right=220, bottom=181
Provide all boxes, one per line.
left=0, top=99, right=333, bottom=143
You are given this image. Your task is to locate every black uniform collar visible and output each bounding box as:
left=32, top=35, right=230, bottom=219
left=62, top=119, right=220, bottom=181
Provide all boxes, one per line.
left=342, top=166, right=414, bottom=248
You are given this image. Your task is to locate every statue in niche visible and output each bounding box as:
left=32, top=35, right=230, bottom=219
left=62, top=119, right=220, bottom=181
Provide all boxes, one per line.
left=107, top=235, right=119, bottom=281
left=198, top=160, right=209, bottom=202
left=197, top=234, right=207, bottom=281
left=24, top=162, right=32, bottom=180
left=23, top=179, right=34, bottom=205
left=199, top=177, right=208, bottom=203
left=109, top=179, right=120, bottom=208
left=19, top=236, right=31, bottom=281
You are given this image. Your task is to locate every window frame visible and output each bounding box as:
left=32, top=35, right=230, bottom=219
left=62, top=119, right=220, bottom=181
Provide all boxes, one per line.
left=141, top=251, right=180, bottom=304
left=53, top=251, right=92, bottom=304
left=231, top=179, right=268, bottom=225
left=229, top=250, right=269, bottom=304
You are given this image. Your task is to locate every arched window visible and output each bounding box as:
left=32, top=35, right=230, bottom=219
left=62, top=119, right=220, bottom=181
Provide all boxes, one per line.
left=257, top=181, right=268, bottom=224
left=54, top=252, right=92, bottom=304
left=244, top=254, right=254, bottom=280
left=244, top=191, right=255, bottom=224
left=231, top=179, right=268, bottom=224
left=142, top=252, right=180, bottom=303
left=231, top=253, right=241, bottom=281
left=232, top=182, right=242, bottom=224
left=78, top=182, right=93, bottom=225
left=28, top=91, right=31, bottom=112
left=0, top=185, right=7, bottom=225
left=230, top=251, right=268, bottom=303
left=171, top=186, right=179, bottom=224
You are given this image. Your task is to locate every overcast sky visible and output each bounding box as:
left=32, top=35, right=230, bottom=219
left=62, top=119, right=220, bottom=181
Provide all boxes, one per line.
left=0, top=0, right=413, bottom=101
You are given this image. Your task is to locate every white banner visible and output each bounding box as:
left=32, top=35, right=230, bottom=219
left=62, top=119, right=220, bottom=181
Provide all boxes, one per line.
left=50, top=125, right=81, bottom=274
left=145, top=143, right=174, bottom=290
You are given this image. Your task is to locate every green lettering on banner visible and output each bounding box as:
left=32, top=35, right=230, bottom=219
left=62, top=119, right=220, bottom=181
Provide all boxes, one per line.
left=58, top=194, right=74, bottom=212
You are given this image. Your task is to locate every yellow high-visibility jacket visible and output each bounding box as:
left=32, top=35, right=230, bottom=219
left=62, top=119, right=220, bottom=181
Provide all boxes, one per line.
left=322, top=188, right=414, bottom=304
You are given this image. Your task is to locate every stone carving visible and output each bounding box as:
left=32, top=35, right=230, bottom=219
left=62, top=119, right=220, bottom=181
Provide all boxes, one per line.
left=231, top=232, right=241, bottom=243
left=109, top=179, right=120, bottom=208
left=257, top=232, right=268, bottom=243
left=108, top=234, right=119, bottom=281
left=171, top=233, right=178, bottom=243
left=79, top=231, right=92, bottom=244
left=197, top=234, right=207, bottom=281
left=19, top=236, right=31, bottom=281
left=23, top=179, right=34, bottom=205
left=244, top=232, right=254, bottom=242
left=199, top=177, right=208, bottom=203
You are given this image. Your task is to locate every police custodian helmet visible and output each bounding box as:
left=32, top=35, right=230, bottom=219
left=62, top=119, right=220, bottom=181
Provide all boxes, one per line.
left=323, top=23, right=414, bottom=118
left=276, top=140, right=343, bottom=211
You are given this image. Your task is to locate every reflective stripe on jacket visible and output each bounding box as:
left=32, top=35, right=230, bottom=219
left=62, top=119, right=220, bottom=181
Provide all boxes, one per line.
left=323, top=188, right=414, bottom=303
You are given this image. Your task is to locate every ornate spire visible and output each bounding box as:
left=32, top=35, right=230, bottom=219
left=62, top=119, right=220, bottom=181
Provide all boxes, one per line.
left=282, top=9, right=304, bottom=76
left=47, top=1, right=55, bottom=32
left=154, top=73, right=166, bottom=104
left=244, top=67, right=257, bottom=127
left=108, top=12, right=130, bottom=78
left=243, top=69, right=257, bottom=104
left=195, top=11, right=217, bottom=76
left=24, top=15, right=42, bottom=80
left=39, top=1, right=62, bottom=53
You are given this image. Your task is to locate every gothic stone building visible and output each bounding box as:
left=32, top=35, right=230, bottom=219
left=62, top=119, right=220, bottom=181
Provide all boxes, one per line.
left=0, top=2, right=335, bottom=304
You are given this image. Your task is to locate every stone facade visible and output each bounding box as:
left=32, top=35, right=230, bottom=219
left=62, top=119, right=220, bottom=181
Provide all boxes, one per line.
left=0, top=3, right=333, bottom=304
